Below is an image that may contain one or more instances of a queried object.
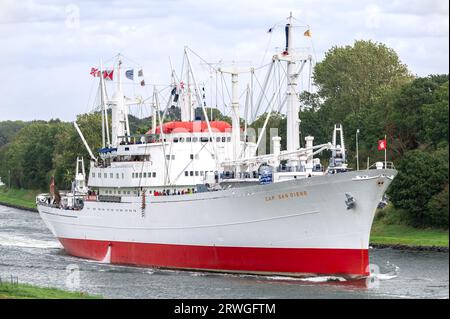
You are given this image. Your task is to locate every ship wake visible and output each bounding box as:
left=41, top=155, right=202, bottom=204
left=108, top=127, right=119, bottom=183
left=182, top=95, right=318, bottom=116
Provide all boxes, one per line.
left=0, top=234, right=62, bottom=249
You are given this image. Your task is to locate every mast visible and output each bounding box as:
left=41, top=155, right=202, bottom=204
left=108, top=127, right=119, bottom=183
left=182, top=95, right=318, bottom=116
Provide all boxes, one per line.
left=231, top=72, right=240, bottom=163
left=101, top=80, right=105, bottom=148
left=99, top=59, right=110, bottom=148
left=151, top=86, right=158, bottom=134
left=285, top=12, right=301, bottom=165
left=181, top=51, right=195, bottom=122
left=219, top=66, right=251, bottom=165
left=110, top=56, right=130, bottom=146
left=243, top=83, right=250, bottom=156
left=120, top=59, right=131, bottom=143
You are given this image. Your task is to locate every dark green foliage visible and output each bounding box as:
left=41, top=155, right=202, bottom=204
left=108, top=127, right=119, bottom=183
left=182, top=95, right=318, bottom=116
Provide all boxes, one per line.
left=387, top=75, right=449, bottom=153
left=0, top=121, right=28, bottom=147
left=0, top=120, right=65, bottom=189
left=0, top=115, right=102, bottom=190
left=427, top=184, right=449, bottom=229
left=421, top=81, right=449, bottom=146
left=387, top=147, right=448, bottom=228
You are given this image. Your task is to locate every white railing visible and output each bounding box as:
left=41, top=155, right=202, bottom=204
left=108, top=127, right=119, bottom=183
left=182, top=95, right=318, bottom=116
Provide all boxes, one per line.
left=367, top=161, right=396, bottom=170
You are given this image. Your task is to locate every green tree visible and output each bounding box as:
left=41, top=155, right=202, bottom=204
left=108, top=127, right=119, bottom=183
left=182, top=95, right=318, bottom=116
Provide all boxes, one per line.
left=309, top=40, right=413, bottom=167
left=299, top=92, right=330, bottom=146
left=0, top=120, right=66, bottom=189
left=387, top=75, right=449, bottom=153
left=421, top=80, right=449, bottom=146
left=314, top=40, right=411, bottom=120
left=0, top=120, right=28, bottom=148
left=388, top=147, right=449, bottom=228
left=426, top=184, right=449, bottom=229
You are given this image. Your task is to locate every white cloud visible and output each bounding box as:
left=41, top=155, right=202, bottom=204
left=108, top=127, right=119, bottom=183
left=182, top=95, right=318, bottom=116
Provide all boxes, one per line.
left=0, top=0, right=448, bottom=121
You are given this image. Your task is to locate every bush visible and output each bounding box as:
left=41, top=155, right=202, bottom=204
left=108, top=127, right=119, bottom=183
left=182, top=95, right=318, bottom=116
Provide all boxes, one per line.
left=426, top=184, right=449, bottom=229
left=388, top=147, right=448, bottom=228
left=375, top=205, right=413, bottom=226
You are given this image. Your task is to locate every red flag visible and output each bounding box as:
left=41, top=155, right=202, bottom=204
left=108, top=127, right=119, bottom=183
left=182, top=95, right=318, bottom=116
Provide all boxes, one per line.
left=378, top=138, right=387, bottom=151
left=90, top=67, right=100, bottom=77
left=102, top=70, right=114, bottom=81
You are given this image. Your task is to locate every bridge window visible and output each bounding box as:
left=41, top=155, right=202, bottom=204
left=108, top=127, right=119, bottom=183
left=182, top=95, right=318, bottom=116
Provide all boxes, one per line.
left=152, top=172, right=156, bottom=178
left=98, top=173, right=101, bottom=178
left=216, top=137, right=221, bottom=142
left=185, top=171, right=188, bottom=176
left=222, top=137, right=226, bottom=142
left=143, top=172, right=147, bottom=178
left=104, top=173, right=107, bottom=178
left=195, top=171, right=199, bottom=176
left=116, top=173, right=119, bottom=179
left=192, top=137, right=198, bottom=142
left=190, top=171, right=193, bottom=176
left=92, top=172, right=95, bottom=178
left=227, top=137, right=231, bottom=142
left=186, top=137, right=191, bottom=142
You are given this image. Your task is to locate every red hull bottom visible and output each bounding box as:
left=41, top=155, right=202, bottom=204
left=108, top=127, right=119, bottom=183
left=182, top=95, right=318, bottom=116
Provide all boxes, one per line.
left=59, top=238, right=369, bottom=277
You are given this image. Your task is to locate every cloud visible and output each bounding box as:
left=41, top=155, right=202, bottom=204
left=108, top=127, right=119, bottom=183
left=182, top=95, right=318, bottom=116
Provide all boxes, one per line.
left=387, top=0, right=449, bottom=16
left=0, top=0, right=448, bottom=121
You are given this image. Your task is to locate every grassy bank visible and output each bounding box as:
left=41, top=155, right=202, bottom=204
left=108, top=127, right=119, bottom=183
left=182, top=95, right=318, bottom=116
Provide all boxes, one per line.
left=0, top=187, right=39, bottom=210
left=0, top=283, right=100, bottom=299
left=370, top=219, right=449, bottom=247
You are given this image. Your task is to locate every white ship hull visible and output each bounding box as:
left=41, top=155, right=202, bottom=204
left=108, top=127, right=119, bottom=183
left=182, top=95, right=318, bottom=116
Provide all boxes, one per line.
left=37, top=169, right=396, bottom=278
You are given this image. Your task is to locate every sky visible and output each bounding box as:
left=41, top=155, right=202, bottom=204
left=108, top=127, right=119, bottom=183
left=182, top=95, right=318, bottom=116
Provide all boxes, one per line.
left=0, top=0, right=448, bottom=121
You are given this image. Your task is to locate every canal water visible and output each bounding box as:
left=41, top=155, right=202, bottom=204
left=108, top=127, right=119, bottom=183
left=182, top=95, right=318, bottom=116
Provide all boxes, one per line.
left=0, top=205, right=448, bottom=299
